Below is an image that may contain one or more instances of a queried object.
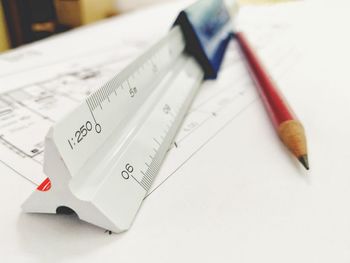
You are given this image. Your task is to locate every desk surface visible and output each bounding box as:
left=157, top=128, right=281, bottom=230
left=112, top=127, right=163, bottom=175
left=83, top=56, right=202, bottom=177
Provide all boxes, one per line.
left=2, top=1, right=350, bottom=262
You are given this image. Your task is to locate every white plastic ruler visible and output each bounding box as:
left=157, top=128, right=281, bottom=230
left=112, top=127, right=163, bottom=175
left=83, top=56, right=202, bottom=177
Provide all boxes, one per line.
left=23, top=26, right=205, bottom=232
left=58, top=26, right=203, bottom=186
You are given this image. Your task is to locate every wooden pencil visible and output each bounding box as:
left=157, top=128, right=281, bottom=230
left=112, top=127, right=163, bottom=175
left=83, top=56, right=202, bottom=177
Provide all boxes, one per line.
left=235, top=31, right=309, bottom=170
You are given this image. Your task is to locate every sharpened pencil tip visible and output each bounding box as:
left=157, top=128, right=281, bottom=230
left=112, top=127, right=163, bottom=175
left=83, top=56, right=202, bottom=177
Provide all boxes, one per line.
left=298, top=155, right=309, bottom=170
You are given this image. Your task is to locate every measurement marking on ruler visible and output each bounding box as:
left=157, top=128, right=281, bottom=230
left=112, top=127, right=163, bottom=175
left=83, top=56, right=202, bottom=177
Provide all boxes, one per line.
left=141, top=174, right=152, bottom=184
left=101, top=86, right=107, bottom=102
left=111, top=84, right=115, bottom=97
left=102, top=86, right=107, bottom=101
left=86, top=100, right=98, bottom=124
left=130, top=174, right=146, bottom=190
left=106, top=86, right=111, bottom=101
left=91, top=94, right=98, bottom=110
left=94, top=92, right=100, bottom=110
left=88, top=95, right=94, bottom=110
left=142, top=176, right=153, bottom=188
left=142, top=174, right=153, bottom=186
left=141, top=183, right=149, bottom=191
left=153, top=138, right=161, bottom=145
left=101, top=85, right=106, bottom=101
left=145, top=168, right=154, bottom=178
left=106, top=83, right=111, bottom=98
left=126, top=79, right=131, bottom=89
left=141, top=172, right=152, bottom=187
left=140, top=182, right=148, bottom=190
left=91, top=97, right=96, bottom=111
left=86, top=99, right=93, bottom=111
left=95, top=89, right=101, bottom=108
left=97, top=89, right=103, bottom=109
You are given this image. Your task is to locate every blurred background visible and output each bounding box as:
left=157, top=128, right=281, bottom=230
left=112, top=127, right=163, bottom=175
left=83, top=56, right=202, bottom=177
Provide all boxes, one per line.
left=0, top=0, right=287, bottom=53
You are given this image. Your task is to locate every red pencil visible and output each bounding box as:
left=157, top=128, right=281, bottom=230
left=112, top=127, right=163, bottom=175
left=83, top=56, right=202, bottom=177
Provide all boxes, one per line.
left=236, top=32, right=309, bottom=170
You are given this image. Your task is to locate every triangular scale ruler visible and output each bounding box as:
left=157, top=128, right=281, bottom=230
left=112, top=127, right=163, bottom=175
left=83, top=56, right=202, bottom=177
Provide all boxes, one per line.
left=23, top=0, right=235, bottom=232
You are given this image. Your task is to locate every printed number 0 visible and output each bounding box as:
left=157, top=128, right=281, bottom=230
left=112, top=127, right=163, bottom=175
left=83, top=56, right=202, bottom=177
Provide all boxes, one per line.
left=125, top=163, right=133, bottom=173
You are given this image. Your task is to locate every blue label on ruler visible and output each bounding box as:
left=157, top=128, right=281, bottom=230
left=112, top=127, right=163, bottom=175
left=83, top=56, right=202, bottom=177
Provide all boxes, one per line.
left=175, top=0, right=234, bottom=79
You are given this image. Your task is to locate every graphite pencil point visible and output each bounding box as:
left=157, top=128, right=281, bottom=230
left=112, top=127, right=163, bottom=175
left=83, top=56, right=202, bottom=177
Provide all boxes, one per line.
left=298, top=155, right=309, bottom=170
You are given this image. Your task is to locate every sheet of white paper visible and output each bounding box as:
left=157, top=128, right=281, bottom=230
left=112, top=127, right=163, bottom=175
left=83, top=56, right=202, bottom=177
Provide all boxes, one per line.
left=2, top=0, right=350, bottom=262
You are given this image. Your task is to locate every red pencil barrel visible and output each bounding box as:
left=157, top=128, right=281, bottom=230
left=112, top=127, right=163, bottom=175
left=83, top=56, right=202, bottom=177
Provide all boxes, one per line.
left=236, top=32, right=295, bottom=127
